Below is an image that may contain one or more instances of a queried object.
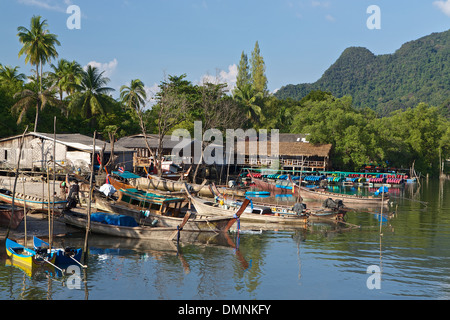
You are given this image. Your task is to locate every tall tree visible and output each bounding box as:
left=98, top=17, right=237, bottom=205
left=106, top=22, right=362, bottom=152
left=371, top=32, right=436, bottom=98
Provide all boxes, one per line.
left=152, top=74, right=191, bottom=176
left=49, top=59, right=83, bottom=101
left=0, top=65, right=26, bottom=86
left=120, top=79, right=157, bottom=164
left=235, top=51, right=251, bottom=92
left=11, top=82, right=60, bottom=126
left=233, top=83, right=264, bottom=126
left=120, top=79, right=147, bottom=111
left=68, top=65, right=114, bottom=127
left=17, top=15, right=60, bottom=131
left=250, top=41, right=268, bottom=96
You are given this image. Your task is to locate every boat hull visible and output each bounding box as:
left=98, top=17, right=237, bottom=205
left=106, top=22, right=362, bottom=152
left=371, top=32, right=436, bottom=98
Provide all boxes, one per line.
left=0, top=205, right=25, bottom=229
left=188, top=194, right=310, bottom=225
left=5, top=238, right=56, bottom=268
left=63, top=210, right=205, bottom=241
left=249, top=174, right=389, bottom=206
left=95, top=195, right=236, bottom=232
left=0, top=190, right=67, bottom=211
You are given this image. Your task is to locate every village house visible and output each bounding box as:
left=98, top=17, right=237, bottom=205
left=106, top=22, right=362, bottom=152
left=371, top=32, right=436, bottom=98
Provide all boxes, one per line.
left=0, top=132, right=134, bottom=175
left=242, top=133, right=332, bottom=172
left=117, top=132, right=332, bottom=175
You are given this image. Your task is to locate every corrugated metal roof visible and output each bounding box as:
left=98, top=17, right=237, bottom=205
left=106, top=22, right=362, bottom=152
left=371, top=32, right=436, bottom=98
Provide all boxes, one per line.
left=0, top=132, right=133, bottom=153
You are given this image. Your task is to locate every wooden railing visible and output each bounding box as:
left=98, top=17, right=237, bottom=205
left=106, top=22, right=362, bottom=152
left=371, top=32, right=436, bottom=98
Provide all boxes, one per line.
left=134, top=154, right=327, bottom=169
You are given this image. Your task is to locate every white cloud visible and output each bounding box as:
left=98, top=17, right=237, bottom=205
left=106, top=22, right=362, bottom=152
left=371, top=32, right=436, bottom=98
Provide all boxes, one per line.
left=85, top=59, right=118, bottom=78
left=199, top=64, right=238, bottom=93
left=434, top=0, right=450, bottom=17
left=325, top=14, right=336, bottom=22
left=17, top=0, right=70, bottom=12
left=311, top=1, right=330, bottom=8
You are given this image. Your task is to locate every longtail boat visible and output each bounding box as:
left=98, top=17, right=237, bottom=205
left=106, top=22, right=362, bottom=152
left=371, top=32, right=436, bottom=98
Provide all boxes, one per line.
left=246, top=172, right=389, bottom=206
left=210, top=183, right=348, bottom=221
left=184, top=184, right=313, bottom=225
left=0, top=204, right=25, bottom=229
left=63, top=210, right=192, bottom=241
left=0, top=188, right=67, bottom=211
left=5, top=238, right=56, bottom=269
left=94, top=191, right=245, bottom=233
left=286, top=175, right=389, bottom=206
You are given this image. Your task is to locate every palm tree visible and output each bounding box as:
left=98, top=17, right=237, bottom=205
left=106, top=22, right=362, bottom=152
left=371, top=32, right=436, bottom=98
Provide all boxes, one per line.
left=11, top=84, right=60, bottom=125
left=120, top=79, right=147, bottom=111
left=68, top=65, right=114, bottom=126
left=49, top=59, right=83, bottom=101
left=0, top=65, right=26, bottom=86
left=17, top=15, right=60, bottom=131
left=233, top=83, right=264, bottom=124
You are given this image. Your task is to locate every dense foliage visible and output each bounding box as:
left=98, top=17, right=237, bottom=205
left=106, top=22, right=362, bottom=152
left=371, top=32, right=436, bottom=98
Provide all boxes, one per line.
left=275, top=29, right=450, bottom=117
left=0, top=17, right=449, bottom=175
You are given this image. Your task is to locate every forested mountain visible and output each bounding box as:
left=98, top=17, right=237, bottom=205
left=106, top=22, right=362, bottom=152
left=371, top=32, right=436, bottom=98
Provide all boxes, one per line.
left=275, top=29, right=450, bottom=116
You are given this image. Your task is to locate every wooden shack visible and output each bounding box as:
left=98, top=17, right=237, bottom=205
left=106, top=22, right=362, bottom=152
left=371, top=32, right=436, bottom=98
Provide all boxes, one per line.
left=0, top=132, right=134, bottom=174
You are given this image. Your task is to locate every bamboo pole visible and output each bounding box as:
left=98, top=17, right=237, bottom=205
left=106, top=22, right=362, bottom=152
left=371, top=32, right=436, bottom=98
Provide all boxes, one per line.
left=51, top=116, right=56, bottom=248
left=47, top=167, right=51, bottom=244
left=22, top=175, right=27, bottom=247
left=4, top=126, right=28, bottom=240
left=82, top=131, right=96, bottom=264
left=380, top=189, right=384, bottom=235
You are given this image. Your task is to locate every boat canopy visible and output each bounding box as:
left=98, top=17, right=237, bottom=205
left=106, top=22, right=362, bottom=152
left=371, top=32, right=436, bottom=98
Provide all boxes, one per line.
left=112, top=171, right=141, bottom=179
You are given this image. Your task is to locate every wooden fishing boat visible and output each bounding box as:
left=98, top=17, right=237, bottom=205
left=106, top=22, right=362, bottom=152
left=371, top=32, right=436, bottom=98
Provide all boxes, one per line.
left=116, top=187, right=185, bottom=216
left=33, top=236, right=83, bottom=266
left=287, top=176, right=389, bottom=206
left=0, top=188, right=67, bottom=211
left=94, top=192, right=245, bottom=233
left=247, top=172, right=389, bottom=206
left=209, top=184, right=347, bottom=222
left=0, top=204, right=25, bottom=229
left=134, top=175, right=248, bottom=198
left=63, top=210, right=182, bottom=240
left=184, top=184, right=314, bottom=225
left=62, top=207, right=244, bottom=241
left=5, top=238, right=56, bottom=268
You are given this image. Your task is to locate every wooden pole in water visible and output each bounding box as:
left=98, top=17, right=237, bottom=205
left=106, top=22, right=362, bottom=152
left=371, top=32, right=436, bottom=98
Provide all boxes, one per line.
left=82, top=131, right=96, bottom=264
left=47, top=167, right=51, bottom=244
left=22, top=175, right=27, bottom=247
left=51, top=116, right=56, bottom=248
left=5, top=126, right=28, bottom=240
left=380, top=189, right=384, bottom=235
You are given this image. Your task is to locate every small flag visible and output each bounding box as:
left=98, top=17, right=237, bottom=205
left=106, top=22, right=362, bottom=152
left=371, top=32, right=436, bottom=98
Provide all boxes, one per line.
left=118, top=167, right=124, bottom=173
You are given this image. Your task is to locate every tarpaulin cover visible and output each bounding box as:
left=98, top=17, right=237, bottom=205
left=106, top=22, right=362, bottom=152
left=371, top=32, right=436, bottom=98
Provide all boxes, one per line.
left=91, top=212, right=138, bottom=227
left=112, top=171, right=141, bottom=179
left=99, top=184, right=116, bottom=196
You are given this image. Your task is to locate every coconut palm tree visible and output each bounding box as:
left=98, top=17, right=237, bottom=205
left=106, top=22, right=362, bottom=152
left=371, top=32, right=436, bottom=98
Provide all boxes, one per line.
left=120, top=79, right=147, bottom=111
left=68, top=65, right=114, bottom=126
left=0, top=65, right=26, bottom=86
left=49, top=59, right=83, bottom=101
left=17, top=15, right=60, bottom=131
left=11, top=83, right=60, bottom=125
left=233, top=83, right=264, bottom=124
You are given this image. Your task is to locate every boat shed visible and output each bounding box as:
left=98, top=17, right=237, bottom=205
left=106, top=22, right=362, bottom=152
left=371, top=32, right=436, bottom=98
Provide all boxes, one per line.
left=0, top=132, right=134, bottom=174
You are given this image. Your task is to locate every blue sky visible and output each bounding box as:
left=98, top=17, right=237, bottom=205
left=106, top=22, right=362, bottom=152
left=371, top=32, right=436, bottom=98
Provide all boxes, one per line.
left=1, top=0, right=449, bottom=102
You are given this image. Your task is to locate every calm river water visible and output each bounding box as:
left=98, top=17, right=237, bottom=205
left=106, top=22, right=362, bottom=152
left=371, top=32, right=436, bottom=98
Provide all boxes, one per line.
left=0, top=179, right=449, bottom=301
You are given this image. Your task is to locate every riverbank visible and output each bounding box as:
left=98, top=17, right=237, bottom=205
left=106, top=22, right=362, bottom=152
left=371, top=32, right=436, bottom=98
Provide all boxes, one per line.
left=0, top=176, right=82, bottom=244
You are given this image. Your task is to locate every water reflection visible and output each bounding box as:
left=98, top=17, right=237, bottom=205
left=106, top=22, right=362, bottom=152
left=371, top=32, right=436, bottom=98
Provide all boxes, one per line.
left=0, top=179, right=449, bottom=299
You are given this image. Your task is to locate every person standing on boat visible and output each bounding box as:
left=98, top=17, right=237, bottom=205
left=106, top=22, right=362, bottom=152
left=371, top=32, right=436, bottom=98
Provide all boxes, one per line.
left=60, top=180, right=68, bottom=199
left=67, top=180, right=80, bottom=208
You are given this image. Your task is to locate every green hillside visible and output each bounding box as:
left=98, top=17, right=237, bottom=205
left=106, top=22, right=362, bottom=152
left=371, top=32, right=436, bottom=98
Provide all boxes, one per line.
left=275, top=29, right=450, bottom=115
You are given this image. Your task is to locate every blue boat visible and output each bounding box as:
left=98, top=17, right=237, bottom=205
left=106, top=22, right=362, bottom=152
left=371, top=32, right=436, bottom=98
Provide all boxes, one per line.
left=33, top=236, right=83, bottom=267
